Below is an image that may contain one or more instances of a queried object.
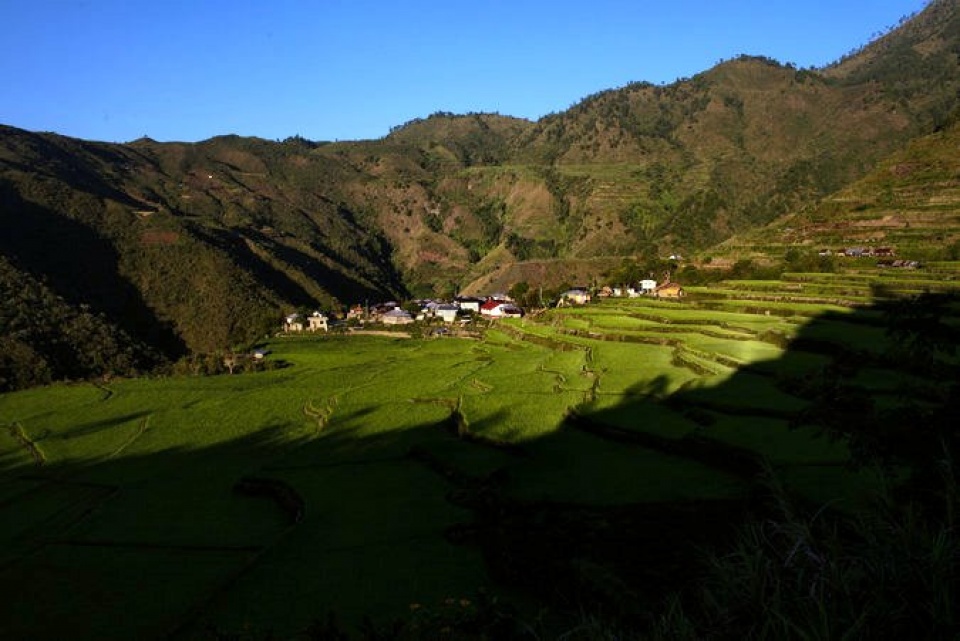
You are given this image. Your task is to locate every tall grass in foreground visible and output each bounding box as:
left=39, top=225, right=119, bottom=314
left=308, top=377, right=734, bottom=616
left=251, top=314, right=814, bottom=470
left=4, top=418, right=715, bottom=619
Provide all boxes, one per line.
left=268, top=462, right=956, bottom=640
left=358, top=470, right=958, bottom=641
left=646, top=467, right=958, bottom=641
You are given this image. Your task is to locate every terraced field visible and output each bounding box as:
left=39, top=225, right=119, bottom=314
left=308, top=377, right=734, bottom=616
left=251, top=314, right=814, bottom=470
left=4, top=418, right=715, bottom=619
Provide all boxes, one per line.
left=713, top=120, right=960, bottom=270
left=1, top=268, right=956, bottom=638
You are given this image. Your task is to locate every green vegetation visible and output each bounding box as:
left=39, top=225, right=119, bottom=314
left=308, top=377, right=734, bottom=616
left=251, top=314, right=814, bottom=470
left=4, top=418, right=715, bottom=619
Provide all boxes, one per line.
left=0, top=255, right=157, bottom=391
left=5, top=1, right=960, bottom=376
left=4, top=3, right=960, bottom=636
left=2, top=272, right=957, bottom=638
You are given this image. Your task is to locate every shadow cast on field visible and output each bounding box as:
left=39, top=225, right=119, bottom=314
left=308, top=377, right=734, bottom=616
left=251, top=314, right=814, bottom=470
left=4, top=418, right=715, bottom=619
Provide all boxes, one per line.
left=48, top=411, right=153, bottom=441
left=0, top=294, right=955, bottom=639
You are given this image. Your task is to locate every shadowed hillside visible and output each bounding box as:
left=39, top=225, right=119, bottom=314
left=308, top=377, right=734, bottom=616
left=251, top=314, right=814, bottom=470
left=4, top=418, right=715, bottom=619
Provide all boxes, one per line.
left=0, top=254, right=159, bottom=390
left=0, top=127, right=408, bottom=360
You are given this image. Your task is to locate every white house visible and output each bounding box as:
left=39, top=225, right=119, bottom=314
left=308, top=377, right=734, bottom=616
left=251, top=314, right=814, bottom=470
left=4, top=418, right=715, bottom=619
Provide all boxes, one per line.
left=480, top=300, right=523, bottom=318
left=435, top=304, right=460, bottom=323
left=639, top=279, right=657, bottom=294
left=284, top=314, right=304, bottom=332
left=456, top=297, right=483, bottom=314
left=307, top=311, right=329, bottom=332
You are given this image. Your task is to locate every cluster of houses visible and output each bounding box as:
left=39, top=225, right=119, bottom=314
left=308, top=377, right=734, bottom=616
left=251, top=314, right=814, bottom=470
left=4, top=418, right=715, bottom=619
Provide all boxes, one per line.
left=281, top=275, right=685, bottom=334
left=283, top=296, right=526, bottom=332
left=363, top=297, right=525, bottom=326
left=555, top=279, right=684, bottom=305
left=819, top=247, right=896, bottom=258
left=283, top=311, right=329, bottom=332
left=817, top=247, right=921, bottom=269
left=596, top=273, right=685, bottom=300
left=876, top=259, right=922, bottom=269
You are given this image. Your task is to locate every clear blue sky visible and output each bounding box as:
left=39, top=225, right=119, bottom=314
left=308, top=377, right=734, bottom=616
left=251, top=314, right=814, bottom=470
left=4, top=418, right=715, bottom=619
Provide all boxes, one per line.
left=0, top=0, right=930, bottom=143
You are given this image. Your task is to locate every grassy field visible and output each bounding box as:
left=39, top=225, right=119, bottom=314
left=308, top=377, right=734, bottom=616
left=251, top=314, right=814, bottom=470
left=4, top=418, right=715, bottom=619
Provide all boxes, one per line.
left=1, top=270, right=947, bottom=638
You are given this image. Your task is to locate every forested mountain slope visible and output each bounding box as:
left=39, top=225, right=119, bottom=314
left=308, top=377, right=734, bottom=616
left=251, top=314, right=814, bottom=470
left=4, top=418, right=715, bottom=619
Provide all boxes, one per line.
left=2, top=0, right=959, bottom=389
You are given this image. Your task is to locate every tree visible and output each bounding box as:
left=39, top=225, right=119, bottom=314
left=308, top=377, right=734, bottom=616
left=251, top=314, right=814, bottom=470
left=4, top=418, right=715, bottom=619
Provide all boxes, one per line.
left=795, top=293, right=960, bottom=494
left=508, top=281, right=530, bottom=305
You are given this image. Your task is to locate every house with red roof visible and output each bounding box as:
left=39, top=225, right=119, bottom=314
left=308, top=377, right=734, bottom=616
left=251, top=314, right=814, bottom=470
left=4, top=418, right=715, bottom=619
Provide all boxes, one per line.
left=480, top=300, right=524, bottom=318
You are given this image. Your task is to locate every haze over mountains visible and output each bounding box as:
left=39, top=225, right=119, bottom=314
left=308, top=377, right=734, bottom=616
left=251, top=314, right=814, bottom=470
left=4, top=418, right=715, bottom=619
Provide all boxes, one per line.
left=2, top=0, right=960, bottom=390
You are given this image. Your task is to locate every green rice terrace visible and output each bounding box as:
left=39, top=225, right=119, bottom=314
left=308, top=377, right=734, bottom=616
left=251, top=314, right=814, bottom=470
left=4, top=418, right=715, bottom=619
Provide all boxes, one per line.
left=2, top=267, right=959, bottom=639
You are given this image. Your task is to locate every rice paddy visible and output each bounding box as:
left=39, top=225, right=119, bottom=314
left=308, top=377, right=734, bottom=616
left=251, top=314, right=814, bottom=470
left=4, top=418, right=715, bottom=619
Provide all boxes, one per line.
left=1, top=265, right=955, bottom=638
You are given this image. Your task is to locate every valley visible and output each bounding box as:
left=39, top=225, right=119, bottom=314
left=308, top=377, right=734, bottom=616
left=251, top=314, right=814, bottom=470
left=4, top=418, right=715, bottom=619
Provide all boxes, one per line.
left=3, top=1, right=960, bottom=637
left=2, top=269, right=958, bottom=638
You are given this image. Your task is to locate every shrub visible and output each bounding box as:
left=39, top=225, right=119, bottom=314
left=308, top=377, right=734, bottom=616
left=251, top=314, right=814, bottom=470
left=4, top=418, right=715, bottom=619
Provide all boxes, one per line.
left=677, top=470, right=959, bottom=640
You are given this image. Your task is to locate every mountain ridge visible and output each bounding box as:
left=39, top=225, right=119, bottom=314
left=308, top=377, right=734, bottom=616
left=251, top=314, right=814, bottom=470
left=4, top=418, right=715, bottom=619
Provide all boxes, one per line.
left=3, top=0, right=960, bottom=389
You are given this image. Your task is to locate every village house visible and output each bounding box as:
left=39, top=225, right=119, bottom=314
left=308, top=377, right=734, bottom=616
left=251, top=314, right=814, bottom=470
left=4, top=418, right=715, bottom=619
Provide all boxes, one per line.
left=480, top=299, right=524, bottom=318
left=435, top=303, right=460, bottom=323
left=284, top=314, right=304, bottom=332
left=307, top=311, right=329, bottom=332
left=367, top=302, right=400, bottom=322
left=382, top=307, right=414, bottom=325
left=654, top=282, right=685, bottom=299
left=346, top=305, right=365, bottom=322
left=415, top=300, right=460, bottom=323
left=639, top=279, right=658, bottom=295
left=455, top=297, right=483, bottom=314
left=558, top=288, right=591, bottom=306
left=416, top=300, right=440, bottom=321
